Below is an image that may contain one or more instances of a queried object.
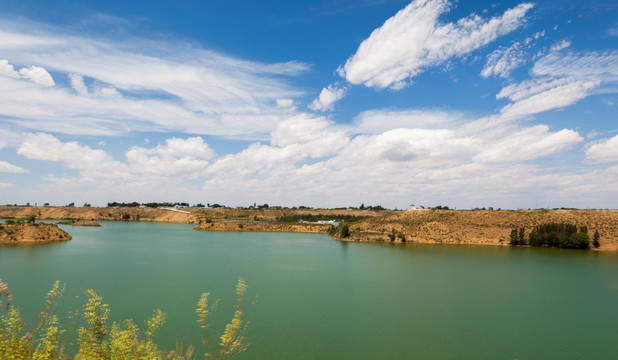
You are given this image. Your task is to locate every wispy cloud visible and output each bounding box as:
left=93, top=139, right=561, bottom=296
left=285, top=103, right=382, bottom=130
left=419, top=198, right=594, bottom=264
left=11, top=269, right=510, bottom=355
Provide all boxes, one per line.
left=338, top=0, right=533, bottom=89
left=482, top=41, right=528, bottom=79
left=0, top=19, right=309, bottom=139
left=0, top=160, right=29, bottom=174
left=532, top=50, right=618, bottom=80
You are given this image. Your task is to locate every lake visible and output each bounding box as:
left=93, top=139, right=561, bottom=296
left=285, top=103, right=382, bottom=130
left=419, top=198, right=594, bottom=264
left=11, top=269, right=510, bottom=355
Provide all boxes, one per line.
left=1, top=221, right=617, bottom=359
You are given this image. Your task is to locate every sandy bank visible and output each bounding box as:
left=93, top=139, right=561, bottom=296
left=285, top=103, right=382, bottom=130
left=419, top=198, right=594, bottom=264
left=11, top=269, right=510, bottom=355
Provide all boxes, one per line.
left=1, top=207, right=616, bottom=251
left=349, top=209, right=618, bottom=251
left=193, top=219, right=328, bottom=233
left=0, top=223, right=72, bottom=244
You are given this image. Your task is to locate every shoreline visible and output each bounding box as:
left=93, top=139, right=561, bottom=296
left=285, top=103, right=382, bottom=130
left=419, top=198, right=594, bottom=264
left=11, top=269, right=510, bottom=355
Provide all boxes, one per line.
left=1, top=206, right=616, bottom=251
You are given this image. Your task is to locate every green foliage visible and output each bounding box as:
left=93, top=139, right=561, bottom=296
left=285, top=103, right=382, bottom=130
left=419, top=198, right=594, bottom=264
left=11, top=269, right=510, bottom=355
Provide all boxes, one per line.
left=27, top=215, right=37, bottom=224
left=329, top=224, right=350, bottom=238
left=509, top=228, right=527, bottom=246
left=528, top=223, right=590, bottom=249
left=509, top=228, right=518, bottom=245
left=339, top=224, right=350, bottom=238
left=0, top=278, right=250, bottom=360
left=592, top=230, right=600, bottom=248
left=76, top=290, right=110, bottom=360
left=433, top=205, right=450, bottom=210
left=518, top=228, right=526, bottom=245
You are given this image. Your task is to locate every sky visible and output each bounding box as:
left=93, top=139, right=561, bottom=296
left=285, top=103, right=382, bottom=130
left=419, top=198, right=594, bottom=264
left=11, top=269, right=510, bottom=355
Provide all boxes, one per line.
left=0, top=0, right=617, bottom=209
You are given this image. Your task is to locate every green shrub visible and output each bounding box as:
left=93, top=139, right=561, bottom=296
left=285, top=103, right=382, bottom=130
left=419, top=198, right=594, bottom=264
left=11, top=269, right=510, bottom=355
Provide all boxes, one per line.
left=528, top=223, right=589, bottom=249
left=592, top=230, right=600, bottom=248
left=0, top=278, right=249, bottom=360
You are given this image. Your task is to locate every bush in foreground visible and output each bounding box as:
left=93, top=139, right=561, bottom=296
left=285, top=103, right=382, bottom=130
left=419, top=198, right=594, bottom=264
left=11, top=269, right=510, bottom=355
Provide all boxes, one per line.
left=0, top=278, right=249, bottom=360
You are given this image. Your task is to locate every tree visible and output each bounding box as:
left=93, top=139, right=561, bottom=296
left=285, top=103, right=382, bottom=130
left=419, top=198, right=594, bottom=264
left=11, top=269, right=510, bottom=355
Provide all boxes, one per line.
left=528, top=223, right=589, bottom=249
left=593, top=230, right=600, bottom=248
left=339, top=224, right=350, bottom=238
left=518, top=228, right=526, bottom=245
left=509, top=228, right=519, bottom=245
left=26, top=214, right=36, bottom=224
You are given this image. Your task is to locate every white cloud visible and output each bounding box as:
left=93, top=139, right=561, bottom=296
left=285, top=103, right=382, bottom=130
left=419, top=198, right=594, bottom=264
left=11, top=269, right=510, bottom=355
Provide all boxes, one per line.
left=354, top=109, right=463, bottom=134
left=0, top=19, right=309, bottom=139
left=18, top=66, right=55, bottom=87
left=126, top=137, right=215, bottom=178
left=0, top=59, right=19, bottom=78
left=549, top=39, right=571, bottom=52
left=585, top=135, right=618, bottom=163
left=498, top=78, right=599, bottom=121
left=0, top=160, right=28, bottom=173
left=481, top=42, right=527, bottom=78
left=339, top=0, right=533, bottom=89
left=270, top=113, right=349, bottom=158
left=17, top=132, right=119, bottom=171
left=69, top=73, right=88, bottom=95
left=276, top=98, right=294, bottom=108
left=0, top=183, right=15, bottom=189
left=309, top=84, right=347, bottom=111
left=473, top=125, right=583, bottom=162
left=532, top=51, right=618, bottom=80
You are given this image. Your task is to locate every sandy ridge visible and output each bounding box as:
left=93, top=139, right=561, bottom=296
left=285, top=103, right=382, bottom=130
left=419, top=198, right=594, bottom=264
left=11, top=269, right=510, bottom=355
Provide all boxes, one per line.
left=0, top=223, right=72, bottom=244
left=1, top=207, right=616, bottom=251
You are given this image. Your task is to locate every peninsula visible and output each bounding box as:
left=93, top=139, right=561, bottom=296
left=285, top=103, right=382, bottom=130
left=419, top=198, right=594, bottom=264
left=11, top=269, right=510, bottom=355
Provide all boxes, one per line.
left=0, top=222, right=72, bottom=244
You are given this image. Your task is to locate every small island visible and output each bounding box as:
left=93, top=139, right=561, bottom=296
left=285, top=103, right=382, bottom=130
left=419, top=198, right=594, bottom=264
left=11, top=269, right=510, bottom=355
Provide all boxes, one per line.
left=0, top=222, right=72, bottom=244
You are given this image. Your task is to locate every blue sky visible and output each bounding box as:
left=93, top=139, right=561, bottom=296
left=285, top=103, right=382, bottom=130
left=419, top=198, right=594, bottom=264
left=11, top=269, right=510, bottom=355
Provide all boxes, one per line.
left=0, top=0, right=616, bottom=209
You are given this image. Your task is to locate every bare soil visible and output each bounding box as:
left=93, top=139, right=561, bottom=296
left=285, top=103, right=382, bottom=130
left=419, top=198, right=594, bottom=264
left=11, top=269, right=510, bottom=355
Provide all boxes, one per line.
left=0, top=223, right=72, bottom=244
left=1, top=207, right=616, bottom=251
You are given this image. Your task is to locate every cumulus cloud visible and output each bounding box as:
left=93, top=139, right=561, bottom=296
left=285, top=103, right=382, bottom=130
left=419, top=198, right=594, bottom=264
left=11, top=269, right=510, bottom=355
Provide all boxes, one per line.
left=126, top=137, right=215, bottom=177
left=473, top=125, right=583, bottom=162
left=18, top=132, right=118, bottom=170
left=18, top=66, right=55, bottom=87
left=270, top=114, right=349, bottom=158
left=0, top=59, right=19, bottom=78
left=339, top=0, right=533, bottom=89
left=585, top=135, right=618, bottom=163
left=309, top=84, right=348, bottom=111
left=0, top=160, right=28, bottom=173
left=354, top=109, right=463, bottom=134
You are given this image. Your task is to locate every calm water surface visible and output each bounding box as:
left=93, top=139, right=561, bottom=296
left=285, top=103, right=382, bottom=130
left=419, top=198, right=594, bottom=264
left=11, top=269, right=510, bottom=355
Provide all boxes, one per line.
left=1, top=221, right=617, bottom=359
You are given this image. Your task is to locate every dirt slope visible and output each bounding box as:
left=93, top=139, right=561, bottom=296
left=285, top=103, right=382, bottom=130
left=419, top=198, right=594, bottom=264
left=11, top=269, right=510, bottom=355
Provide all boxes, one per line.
left=2, top=207, right=616, bottom=251
left=0, top=206, right=196, bottom=224
left=0, top=223, right=72, bottom=244
left=350, top=209, right=618, bottom=251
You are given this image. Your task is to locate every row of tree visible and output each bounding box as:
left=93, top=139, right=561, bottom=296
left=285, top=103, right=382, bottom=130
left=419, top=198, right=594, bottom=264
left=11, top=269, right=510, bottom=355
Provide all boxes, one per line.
left=510, top=223, right=600, bottom=249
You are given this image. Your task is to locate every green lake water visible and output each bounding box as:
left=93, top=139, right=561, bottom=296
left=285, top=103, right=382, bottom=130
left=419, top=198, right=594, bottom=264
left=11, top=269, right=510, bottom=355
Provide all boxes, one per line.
left=1, top=221, right=617, bottom=359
